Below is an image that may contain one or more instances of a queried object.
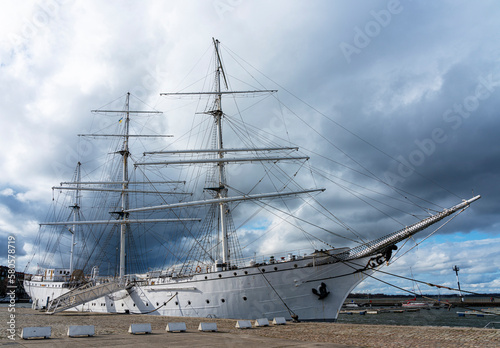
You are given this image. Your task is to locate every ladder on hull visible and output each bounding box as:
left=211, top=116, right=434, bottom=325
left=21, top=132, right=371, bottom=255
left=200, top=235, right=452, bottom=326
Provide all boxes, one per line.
left=46, top=280, right=131, bottom=314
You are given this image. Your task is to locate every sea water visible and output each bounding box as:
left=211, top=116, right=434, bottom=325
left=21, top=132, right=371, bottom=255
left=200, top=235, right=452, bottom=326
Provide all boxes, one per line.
left=0, top=302, right=31, bottom=308
left=337, top=307, right=498, bottom=328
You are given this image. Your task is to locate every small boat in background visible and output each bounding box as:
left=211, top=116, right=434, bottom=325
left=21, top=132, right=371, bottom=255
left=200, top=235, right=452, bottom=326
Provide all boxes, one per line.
left=344, top=301, right=360, bottom=308
left=402, top=298, right=431, bottom=309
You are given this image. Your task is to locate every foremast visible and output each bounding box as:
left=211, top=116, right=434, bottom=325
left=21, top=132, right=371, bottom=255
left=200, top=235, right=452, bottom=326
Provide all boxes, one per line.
left=40, top=93, right=199, bottom=280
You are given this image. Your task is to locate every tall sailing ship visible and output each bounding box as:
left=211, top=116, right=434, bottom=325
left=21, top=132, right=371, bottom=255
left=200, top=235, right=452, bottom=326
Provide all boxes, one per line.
left=23, top=39, right=480, bottom=321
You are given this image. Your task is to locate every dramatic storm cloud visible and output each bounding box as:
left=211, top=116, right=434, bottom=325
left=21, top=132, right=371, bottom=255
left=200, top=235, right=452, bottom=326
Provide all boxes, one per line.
left=1, top=0, right=499, bottom=294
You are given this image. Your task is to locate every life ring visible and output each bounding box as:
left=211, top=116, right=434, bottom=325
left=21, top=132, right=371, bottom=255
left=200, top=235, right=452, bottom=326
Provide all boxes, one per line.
left=196, top=266, right=202, bottom=273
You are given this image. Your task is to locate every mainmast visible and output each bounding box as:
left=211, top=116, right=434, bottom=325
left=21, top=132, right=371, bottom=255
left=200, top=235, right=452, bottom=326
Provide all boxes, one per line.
left=118, top=93, right=131, bottom=279
left=148, top=38, right=323, bottom=271
left=213, top=38, right=230, bottom=266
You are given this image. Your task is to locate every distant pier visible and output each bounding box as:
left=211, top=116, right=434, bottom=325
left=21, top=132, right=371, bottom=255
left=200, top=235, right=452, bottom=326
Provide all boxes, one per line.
left=344, top=296, right=499, bottom=308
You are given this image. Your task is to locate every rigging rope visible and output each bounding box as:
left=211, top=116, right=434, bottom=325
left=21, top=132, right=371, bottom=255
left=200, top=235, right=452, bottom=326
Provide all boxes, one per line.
left=223, top=43, right=461, bottom=200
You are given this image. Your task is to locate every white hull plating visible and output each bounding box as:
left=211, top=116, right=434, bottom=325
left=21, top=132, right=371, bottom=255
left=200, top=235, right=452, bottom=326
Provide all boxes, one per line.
left=24, top=254, right=376, bottom=321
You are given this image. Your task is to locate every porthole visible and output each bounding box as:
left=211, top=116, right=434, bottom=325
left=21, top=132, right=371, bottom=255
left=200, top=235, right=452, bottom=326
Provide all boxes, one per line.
left=261, top=268, right=266, bottom=272
left=244, top=271, right=248, bottom=275
left=274, top=267, right=278, bottom=271
left=111, top=303, right=114, bottom=307
left=205, top=276, right=208, bottom=280
left=156, top=302, right=159, bottom=306
left=243, top=296, right=247, bottom=301
left=221, top=299, right=225, bottom=303
left=218, top=274, right=222, bottom=278
left=133, top=304, right=136, bottom=307
left=206, top=299, right=210, bottom=304
left=188, top=301, right=191, bottom=305
left=175, top=301, right=179, bottom=305
left=146, top=303, right=149, bottom=306
left=294, top=264, right=298, bottom=268
left=233, top=272, right=237, bottom=276
left=163, top=302, right=167, bottom=306
left=121, top=303, right=124, bottom=307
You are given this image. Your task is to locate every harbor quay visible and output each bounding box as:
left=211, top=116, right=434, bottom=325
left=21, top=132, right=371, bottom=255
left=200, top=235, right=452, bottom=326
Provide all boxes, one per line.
left=1, top=308, right=499, bottom=347
left=343, top=296, right=500, bottom=308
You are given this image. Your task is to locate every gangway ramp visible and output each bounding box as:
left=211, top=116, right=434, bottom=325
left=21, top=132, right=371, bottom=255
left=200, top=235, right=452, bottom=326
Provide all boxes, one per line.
left=46, top=280, right=130, bottom=314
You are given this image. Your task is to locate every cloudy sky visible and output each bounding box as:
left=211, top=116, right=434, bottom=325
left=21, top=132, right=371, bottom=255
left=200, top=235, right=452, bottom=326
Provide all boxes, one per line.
left=1, top=0, right=499, bottom=295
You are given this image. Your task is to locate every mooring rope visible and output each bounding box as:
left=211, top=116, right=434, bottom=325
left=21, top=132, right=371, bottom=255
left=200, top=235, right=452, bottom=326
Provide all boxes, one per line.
left=125, top=291, right=178, bottom=315
left=258, top=268, right=299, bottom=321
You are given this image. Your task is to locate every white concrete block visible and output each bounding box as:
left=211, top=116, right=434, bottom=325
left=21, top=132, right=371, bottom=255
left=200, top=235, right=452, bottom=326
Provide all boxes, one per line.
left=255, top=318, right=270, bottom=327
left=68, top=325, right=95, bottom=337
left=128, top=323, right=152, bottom=334
left=21, top=327, right=51, bottom=339
left=198, top=322, right=217, bottom=332
left=272, top=317, right=286, bottom=325
left=235, top=320, right=252, bottom=329
left=166, top=322, right=186, bottom=332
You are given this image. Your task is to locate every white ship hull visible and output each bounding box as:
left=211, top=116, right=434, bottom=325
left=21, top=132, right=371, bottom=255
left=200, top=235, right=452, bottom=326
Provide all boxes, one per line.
left=24, top=254, right=376, bottom=321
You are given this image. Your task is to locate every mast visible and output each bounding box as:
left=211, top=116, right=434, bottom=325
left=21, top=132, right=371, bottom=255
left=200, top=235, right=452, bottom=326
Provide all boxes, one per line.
left=213, top=38, right=230, bottom=266
left=69, top=162, right=81, bottom=274
left=155, top=38, right=320, bottom=270
left=88, top=93, right=164, bottom=280
left=41, top=93, right=211, bottom=279
left=453, top=265, right=464, bottom=302
left=118, top=92, right=131, bottom=279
